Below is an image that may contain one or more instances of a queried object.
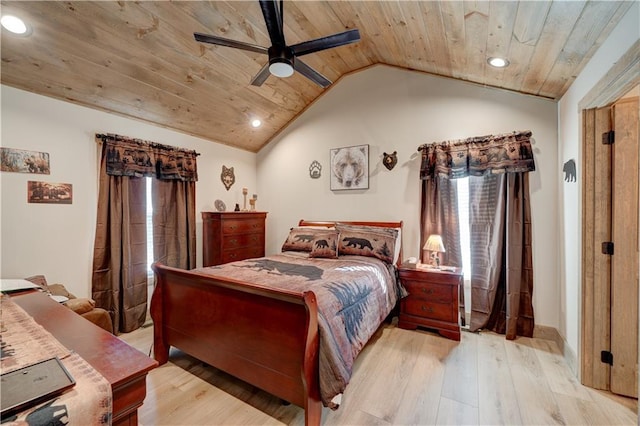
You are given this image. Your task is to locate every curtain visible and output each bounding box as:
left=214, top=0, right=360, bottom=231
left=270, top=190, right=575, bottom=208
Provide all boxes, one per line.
left=152, top=179, right=196, bottom=270
left=92, top=145, right=148, bottom=333
left=92, top=133, right=198, bottom=333
left=418, top=130, right=535, bottom=339
left=420, top=175, right=462, bottom=267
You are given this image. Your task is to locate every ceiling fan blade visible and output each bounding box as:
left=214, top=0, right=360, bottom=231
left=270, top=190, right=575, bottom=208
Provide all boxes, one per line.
left=259, top=0, right=285, bottom=46
left=291, top=29, right=360, bottom=57
left=250, top=62, right=271, bottom=86
left=194, top=32, right=268, bottom=54
left=293, top=58, right=331, bottom=88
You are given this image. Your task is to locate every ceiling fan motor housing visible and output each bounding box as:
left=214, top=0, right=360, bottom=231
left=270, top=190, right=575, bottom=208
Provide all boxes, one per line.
left=268, top=45, right=294, bottom=77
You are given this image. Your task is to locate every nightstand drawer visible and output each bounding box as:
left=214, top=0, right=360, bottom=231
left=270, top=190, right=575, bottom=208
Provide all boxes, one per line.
left=402, top=299, right=454, bottom=322
left=401, top=280, right=453, bottom=303
left=222, top=219, right=265, bottom=235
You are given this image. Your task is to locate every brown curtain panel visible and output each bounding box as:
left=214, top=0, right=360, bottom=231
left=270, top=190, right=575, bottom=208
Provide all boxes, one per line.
left=92, top=144, right=148, bottom=333
left=152, top=179, right=196, bottom=270
left=420, top=175, right=462, bottom=267
left=419, top=130, right=535, bottom=339
left=468, top=173, right=534, bottom=338
left=92, top=133, right=199, bottom=333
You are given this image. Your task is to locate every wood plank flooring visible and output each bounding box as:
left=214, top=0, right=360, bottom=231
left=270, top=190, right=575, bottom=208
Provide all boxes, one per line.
left=119, top=323, right=637, bottom=425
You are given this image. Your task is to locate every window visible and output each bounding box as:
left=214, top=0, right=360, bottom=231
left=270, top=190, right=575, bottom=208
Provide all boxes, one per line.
left=456, top=177, right=471, bottom=280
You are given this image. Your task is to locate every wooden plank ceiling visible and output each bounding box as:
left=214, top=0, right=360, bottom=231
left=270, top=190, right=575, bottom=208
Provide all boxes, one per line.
left=0, top=1, right=632, bottom=152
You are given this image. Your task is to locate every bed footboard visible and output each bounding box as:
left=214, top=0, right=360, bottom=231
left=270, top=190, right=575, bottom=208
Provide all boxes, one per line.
left=150, top=263, right=321, bottom=425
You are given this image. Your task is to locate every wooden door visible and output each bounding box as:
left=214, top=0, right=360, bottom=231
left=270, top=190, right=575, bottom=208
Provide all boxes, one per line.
left=610, top=97, right=639, bottom=397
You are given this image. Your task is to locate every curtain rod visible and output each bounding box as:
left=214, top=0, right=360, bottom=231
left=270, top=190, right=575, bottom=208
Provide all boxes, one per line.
left=95, top=133, right=200, bottom=156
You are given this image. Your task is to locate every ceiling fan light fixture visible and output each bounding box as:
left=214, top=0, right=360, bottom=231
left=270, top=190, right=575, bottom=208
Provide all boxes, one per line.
left=488, top=57, right=510, bottom=68
left=269, top=59, right=294, bottom=78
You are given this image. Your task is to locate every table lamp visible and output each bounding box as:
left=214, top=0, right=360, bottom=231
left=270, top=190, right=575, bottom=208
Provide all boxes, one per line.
left=423, top=234, right=445, bottom=268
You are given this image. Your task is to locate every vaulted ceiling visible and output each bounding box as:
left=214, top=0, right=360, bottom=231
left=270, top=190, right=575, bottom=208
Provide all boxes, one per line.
left=0, top=1, right=632, bottom=152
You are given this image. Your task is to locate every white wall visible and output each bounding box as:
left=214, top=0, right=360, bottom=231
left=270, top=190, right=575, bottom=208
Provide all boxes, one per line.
left=558, top=3, right=639, bottom=364
left=257, top=65, right=560, bottom=328
left=1, top=85, right=256, bottom=298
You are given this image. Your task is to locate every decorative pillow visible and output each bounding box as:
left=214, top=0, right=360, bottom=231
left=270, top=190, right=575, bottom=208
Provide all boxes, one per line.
left=336, top=224, right=399, bottom=264
left=308, top=231, right=339, bottom=259
left=64, top=298, right=96, bottom=315
left=282, top=227, right=333, bottom=252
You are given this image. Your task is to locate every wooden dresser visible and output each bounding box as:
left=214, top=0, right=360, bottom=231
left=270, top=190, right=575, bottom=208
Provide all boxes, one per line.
left=398, top=266, right=464, bottom=341
left=202, top=211, right=267, bottom=266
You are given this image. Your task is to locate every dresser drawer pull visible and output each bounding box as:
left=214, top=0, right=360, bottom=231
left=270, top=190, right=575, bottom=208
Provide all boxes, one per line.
left=421, top=305, right=434, bottom=313
left=421, top=288, right=434, bottom=295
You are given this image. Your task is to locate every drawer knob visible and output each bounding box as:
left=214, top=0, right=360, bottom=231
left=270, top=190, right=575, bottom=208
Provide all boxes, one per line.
left=421, top=305, right=434, bottom=313
left=421, top=288, right=434, bottom=295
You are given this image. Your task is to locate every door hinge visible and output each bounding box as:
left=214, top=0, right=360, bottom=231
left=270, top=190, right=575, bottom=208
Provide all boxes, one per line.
left=601, top=350, right=613, bottom=365
left=602, top=130, right=615, bottom=145
left=601, top=241, right=614, bottom=255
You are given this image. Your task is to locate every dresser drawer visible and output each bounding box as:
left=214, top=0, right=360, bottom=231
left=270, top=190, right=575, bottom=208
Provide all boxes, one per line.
left=222, top=246, right=265, bottom=264
left=222, top=233, right=265, bottom=249
left=402, top=280, right=453, bottom=303
left=222, top=219, right=264, bottom=235
left=402, top=298, right=454, bottom=322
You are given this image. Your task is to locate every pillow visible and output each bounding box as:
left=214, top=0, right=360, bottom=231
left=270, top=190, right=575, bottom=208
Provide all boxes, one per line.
left=336, top=224, right=399, bottom=264
left=64, top=298, right=96, bottom=315
left=282, top=227, right=334, bottom=252
left=308, top=231, right=339, bottom=259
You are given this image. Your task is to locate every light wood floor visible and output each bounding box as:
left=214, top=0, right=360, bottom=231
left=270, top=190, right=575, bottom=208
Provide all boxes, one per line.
left=120, top=323, right=637, bottom=425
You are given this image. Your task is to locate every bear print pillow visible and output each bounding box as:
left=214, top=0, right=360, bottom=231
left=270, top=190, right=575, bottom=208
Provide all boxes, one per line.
left=282, top=227, right=332, bottom=252
left=336, top=224, right=398, bottom=264
left=308, top=231, right=339, bottom=259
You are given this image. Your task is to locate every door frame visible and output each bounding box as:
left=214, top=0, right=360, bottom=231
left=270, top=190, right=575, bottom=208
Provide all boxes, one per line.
left=579, top=40, right=639, bottom=389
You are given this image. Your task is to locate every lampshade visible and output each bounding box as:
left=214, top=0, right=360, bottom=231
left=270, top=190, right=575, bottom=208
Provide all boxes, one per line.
left=423, top=234, right=445, bottom=253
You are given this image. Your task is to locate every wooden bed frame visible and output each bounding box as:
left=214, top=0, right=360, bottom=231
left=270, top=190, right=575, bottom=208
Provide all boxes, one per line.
left=150, top=219, right=403, bottom=426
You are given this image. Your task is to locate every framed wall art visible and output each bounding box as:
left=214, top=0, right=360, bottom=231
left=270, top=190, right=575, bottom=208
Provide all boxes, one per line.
left=27, top=181, right=72, bottom=204
left=1, top=148, right=50, bottom=174
left=330, top=144, right=369, bottom=191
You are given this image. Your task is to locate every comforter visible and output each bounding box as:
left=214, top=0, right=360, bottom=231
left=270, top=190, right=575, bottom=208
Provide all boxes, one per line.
left=193, top=251, right=401, bottom=408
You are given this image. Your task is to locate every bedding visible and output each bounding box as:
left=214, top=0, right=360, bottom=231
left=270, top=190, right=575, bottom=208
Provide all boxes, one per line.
left=192, top=251, right=401, bottom=407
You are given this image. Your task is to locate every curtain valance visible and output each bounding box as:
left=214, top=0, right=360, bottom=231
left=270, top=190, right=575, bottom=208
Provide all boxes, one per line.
left=96, top=133, right=199, bottom=182
left=418, top=130, right=535, bottom=180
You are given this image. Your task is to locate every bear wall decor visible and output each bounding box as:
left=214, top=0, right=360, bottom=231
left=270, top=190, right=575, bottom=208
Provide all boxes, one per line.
left=563, top=159, right=576, bottom=182
left=383, top=151, right=398, bottom=170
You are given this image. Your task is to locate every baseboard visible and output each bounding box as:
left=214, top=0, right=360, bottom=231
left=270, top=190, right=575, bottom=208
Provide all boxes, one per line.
left=534, top=324, right=578, bottom=376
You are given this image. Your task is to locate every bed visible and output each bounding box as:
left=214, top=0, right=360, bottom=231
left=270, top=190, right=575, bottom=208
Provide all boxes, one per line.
left=150, top=220, right=403, bottom=426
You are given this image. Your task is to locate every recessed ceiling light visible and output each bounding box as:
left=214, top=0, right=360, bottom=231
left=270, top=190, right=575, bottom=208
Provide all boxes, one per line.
left=488, top=57, right=510, bottom=68
left=1, top=15, right=29, bottom=35
left=251, top=119, right=262, bottom=128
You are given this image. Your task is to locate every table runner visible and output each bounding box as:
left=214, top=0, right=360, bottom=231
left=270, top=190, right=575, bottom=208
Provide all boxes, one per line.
left=1, top=294, right=112, bottom=425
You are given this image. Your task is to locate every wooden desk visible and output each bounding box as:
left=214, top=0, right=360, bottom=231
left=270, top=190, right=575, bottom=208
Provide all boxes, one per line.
left=12, top=291, right=158, bottom=426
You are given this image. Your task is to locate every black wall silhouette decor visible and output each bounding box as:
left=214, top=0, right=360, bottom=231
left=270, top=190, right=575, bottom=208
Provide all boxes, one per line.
left=563, top=159, right=576, bottom=182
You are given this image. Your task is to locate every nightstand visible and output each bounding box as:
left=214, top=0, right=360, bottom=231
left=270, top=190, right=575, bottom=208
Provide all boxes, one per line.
left=398, top=266, right=464, bottom=341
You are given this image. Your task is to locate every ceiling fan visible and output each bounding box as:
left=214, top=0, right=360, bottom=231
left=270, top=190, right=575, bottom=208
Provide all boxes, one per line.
left=194, top=0, right=360, bottom=88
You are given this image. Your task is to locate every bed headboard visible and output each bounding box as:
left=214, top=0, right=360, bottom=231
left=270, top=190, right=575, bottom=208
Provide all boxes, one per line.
left=298, top=219, right=404, bottom=266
